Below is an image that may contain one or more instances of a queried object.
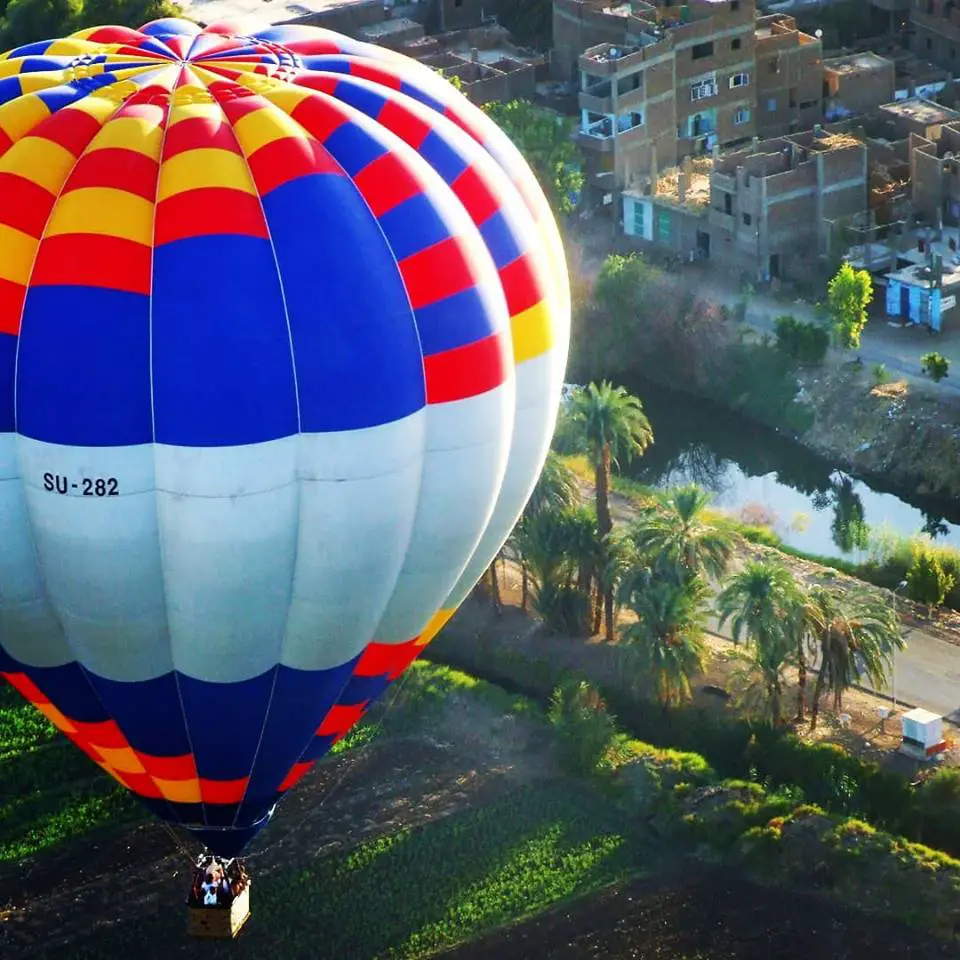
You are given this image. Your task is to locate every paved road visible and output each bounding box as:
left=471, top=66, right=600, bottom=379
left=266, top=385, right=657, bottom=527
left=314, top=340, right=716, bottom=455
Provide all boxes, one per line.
left=706, top=612, right=960, bottom=724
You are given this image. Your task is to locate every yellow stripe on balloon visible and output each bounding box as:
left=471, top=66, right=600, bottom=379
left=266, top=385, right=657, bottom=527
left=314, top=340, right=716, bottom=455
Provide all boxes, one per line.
left=415, top=608, right=456, bottom=647
left=0, top=93, right=50, bottom=143
left=154, top=777, right=203, bottom=804
left=0, top=223, right=37, bottom=285
left=232, top=105, right=310, bottom=157
left=0, top=136, right=76, bottom=193
left=158, top=148, right=258, bottom=201
left=35, top=700, right=78, bottom=735
left=88, top=115, right=164, bottom=157
left=510, top=299, right=554, bottom=365
left=96, top=746, right=147, bottom=775
left=259, top=86, right=316, bottom=116
left=46, top=187, right=153, bottom=244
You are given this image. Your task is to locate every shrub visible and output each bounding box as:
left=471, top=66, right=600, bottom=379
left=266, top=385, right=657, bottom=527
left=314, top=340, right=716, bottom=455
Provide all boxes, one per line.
left=774, top=315, right=830, bottom=365
left=872, top=363, right=892, bottom=386
left=921, top=351, right=950, bottom=382
left=906, top=542, right=956, bottom=613
left=548, top=680, right=620, bottom=777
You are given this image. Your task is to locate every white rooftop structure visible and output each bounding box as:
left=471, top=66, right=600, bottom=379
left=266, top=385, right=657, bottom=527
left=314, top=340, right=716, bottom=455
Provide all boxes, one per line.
left=178, top=0, right=374, bottom=30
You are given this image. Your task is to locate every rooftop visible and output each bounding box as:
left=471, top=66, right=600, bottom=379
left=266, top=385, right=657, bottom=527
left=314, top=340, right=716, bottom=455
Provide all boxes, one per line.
left=823, top=52, right=892, bottom=76
left=653, top=157, right=713, bottom=211
left=179, top=0, right=377, bottom=29
left=879, top=97, right=960, bottom=127
left=357, top=17, right=421, bottom=39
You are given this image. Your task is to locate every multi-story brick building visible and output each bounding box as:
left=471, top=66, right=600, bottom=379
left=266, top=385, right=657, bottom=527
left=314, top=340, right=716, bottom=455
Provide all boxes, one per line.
left=753, top=13, right=823, bottom=139
left=823, top=53, right=897, bottom=122
left=707, top=128, right=868, bottom=281
left=568, top=1, right=822, bottom=199
left=909, top=0, right=960, bottom=71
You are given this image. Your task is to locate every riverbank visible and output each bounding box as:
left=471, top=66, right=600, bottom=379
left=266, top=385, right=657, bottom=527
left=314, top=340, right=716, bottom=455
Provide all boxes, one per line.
left=569, top=230, right=960, bottom=509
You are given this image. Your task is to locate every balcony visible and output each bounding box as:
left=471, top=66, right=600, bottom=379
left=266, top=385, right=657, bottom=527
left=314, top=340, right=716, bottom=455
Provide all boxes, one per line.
left=711, top=171, right=737, bottom=192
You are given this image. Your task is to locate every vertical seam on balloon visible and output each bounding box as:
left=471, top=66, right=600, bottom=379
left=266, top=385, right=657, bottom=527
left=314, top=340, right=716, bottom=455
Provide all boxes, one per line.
left=5, top=67, right=198, bottom=828
left=197, top=70, right=296, bottom=829
left=217, top=73, right=425, bottom=798
left=150, top=64, right=209, bottom=831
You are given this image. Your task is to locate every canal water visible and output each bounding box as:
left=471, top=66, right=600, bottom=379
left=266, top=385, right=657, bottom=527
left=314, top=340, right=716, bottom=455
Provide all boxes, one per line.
left=625, top=381, right=960, bottom=561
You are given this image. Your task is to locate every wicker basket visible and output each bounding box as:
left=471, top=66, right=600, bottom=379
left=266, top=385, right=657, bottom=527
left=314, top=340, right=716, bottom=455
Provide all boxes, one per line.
left=187, top=885, right=251, bottom=939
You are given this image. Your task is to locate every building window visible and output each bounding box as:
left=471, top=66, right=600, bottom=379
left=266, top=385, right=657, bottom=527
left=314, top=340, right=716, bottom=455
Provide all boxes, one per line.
left=729, top=72, right=750, bottom=88
left=743, top=213, right=752, bottom=226
left=767, top=98, right=777, bottom=112
left=632, top=201, right=645, bottom=236
left=616, top=111, right=644, bottom=133
left=691, top=77, right=718, bottom=101
left=724, top=193, right=732, bottom=214
left=732, top=37, right=742, bottom=50
left=769, top=59, right=779, bottom=74
left=692, top=41, right=714, bottom=60
left=730, top=0, right=740, bottom=9
left=927, top=37, right=933, bottom=51
left=799, top=99, right=818, bottom=110
left=734, top=107, right=751, bottom=125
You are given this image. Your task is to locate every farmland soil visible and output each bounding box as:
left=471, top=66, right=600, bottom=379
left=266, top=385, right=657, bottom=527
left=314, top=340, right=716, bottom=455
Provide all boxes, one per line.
left=0, top=692, right=554, bottom=960
left=441, top=869, right=960, bottom=960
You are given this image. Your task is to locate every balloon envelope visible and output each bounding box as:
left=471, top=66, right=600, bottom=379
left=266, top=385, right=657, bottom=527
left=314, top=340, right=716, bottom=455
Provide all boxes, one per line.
left=0, top=18, right=569, bottom=856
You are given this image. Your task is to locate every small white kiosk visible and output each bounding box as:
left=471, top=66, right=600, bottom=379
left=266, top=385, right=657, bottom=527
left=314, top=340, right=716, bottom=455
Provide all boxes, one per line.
left=899, top=708, right=947, bottom=761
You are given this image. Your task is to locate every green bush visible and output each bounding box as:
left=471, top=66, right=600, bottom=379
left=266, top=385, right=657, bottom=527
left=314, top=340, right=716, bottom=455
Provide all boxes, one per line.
left=921, top=351, right=950, bottom=382
left=906, top=542, right=956, bottom=612
left=872, top=363, right=892, bottom=386
left=548, top=680, right=620, bottom=777
left=774, top=315, right=830, bottom=365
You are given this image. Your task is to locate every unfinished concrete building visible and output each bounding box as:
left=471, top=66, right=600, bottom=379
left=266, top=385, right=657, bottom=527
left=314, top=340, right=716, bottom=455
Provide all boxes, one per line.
left=823, top=52, right=896, bottom=122
left=911, top=118, right=960, bottom=224
left=573, top=0, right=762, bottom=200
left=910, top=0, right=960, bottom=71
left=418, top=49, right=537, bottom=104
left=708, top=128, right=868, bottom=281
left=753, top=13, right=823, bottom=139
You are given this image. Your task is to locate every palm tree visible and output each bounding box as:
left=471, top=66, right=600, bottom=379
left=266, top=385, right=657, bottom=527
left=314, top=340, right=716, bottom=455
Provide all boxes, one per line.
left=716, top=561, right=802, bottom=726
left=631, top=485, right=736, bottom=584
left=504, top=451, right=578, bottom=612
left=569, top=381, right=653, bottom=641
left=807, top=586, right=904, bottom=730
left=620, top=573, right=710, bottom=708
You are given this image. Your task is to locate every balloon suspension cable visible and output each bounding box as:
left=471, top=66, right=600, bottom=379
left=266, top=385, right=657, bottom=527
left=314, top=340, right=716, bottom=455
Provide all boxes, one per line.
left=244, top=664, right=417, bottom=861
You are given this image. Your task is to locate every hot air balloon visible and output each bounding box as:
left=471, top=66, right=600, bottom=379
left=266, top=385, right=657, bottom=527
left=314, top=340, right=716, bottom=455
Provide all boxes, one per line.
left=0, top=15, right=569, bottom=929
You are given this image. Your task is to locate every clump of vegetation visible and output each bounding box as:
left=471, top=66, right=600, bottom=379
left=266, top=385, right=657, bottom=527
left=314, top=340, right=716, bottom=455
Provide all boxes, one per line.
left=906, top=541, right=957, bottom=615
left=872, top=362, right=892, bottom=386
left=774, top=315, right=830, bottom=365
left=548, top=679, right=621, bottom=777
left=827, top=262, right=872, bottom=355
left=921, top=351, right=950, bottom=382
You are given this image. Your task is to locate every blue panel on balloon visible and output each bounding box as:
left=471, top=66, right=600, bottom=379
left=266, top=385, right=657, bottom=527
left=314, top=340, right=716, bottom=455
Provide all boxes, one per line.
left=0, top=332, right=15, bottom=433
left=338, top=673, right=391, bottom=707
left=139, top=796, right=205, bottom=829
left=298, top=732, right=338, bottom=762
left=194, top=820, right=270, bottom=859
left=323, top=121, right=388, bottom=178
left=28, top=662, right=113, bottom=724
left=178, top=668, right=276, bottom=782
left=261, top=174, right=426, bottom=431
left=415, top=286, right=495, bottom=356
left=332, top=77, right=390, bottom=121
left=480, top=211, right=524, bottom=271
left=151, top=235, right=299, bottom=446
left=16, top=287, right=152, bottom=446
left=233, top=659, right=355, bottom=826
left=419, top=131, right=469, bottom=182
left=87, top=671, right=193, bottom=757
left=377, top=192, right=451, bottom=262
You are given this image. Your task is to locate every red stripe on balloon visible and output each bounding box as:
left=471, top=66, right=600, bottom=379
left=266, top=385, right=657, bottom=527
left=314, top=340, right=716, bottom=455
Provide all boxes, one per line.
left=155, top=188, right=269, bottom=244
left=246, top=136, right=341, bottom=195
left=399, top=236, right=479, bottom=310
left=375, top=98, right=434, bottom=149
left=0, top=278, right=26, bottom=335
left=0, top=172, right=55, bottom=237
left=352, top=151, right=422, bottom=217
left=32, top=235, right=152, bottom=295
left=63, top=148, right=159, bottom=202
left=424, top=332, right=508, bottom=404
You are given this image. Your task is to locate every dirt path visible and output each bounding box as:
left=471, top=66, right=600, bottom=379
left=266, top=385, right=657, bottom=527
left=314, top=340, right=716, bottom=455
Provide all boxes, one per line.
left=0, top=694, right=556, bottom=960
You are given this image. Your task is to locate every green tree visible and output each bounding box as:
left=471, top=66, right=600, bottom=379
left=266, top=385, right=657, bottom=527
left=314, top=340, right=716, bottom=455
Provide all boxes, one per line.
left=568, top=381, right=653, bottom=641
left=717, top=561, right=803, bottom=726
left=827, top=261, right=873, bottom=354
left=906, top=542, right=956, bottom=616
left=630, top=485, right=735, bottom=584
left=482, top=99, right=583, bottom=216
left=504, top=450, right=577, bottom=612
left=76, top=0, right=181, bottom=29
left=921, top=351, right=950, bottom=382
left=619, top=573, right=710, bottom=709
left=807, top=586, right=904, bottom=729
